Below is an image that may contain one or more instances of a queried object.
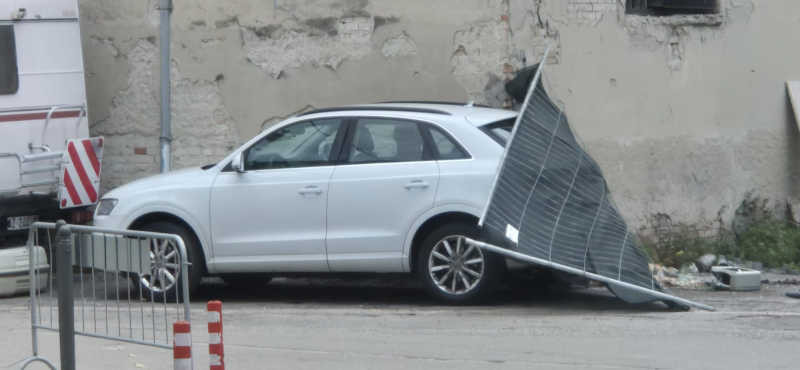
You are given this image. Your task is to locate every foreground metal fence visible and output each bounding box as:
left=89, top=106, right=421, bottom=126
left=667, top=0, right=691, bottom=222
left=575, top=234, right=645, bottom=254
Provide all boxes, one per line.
left=21, top=221, right=192, bottom=369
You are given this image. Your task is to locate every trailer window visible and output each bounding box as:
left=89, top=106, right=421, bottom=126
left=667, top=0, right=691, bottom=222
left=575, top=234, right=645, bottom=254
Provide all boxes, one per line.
left=0, top=25, right=19, bottom=95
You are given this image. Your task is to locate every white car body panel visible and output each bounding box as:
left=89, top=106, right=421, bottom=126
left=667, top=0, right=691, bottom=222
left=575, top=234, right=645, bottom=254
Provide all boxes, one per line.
left=94, top=104, right=518, bottom=276
left=209, top=167, right=334, bottom=272
left=95, top=167, right=217, bottom=268
left=326, top=161, right=440, bottom=272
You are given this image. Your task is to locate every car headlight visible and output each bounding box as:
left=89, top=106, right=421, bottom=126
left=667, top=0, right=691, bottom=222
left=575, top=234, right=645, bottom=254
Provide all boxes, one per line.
left=95, top=199, right=118, bottom=216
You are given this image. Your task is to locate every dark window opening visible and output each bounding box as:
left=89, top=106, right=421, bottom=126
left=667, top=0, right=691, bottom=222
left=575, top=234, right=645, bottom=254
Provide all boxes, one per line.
left=0, top=25, right=19, bottom=95
left=346, top=118, right=432, bottom=164
left=422, top=125, right=471, bottom=160
left=480, top=118, right=516, bottom=147
left=244, top=119, right=343, bottom=171
left=626, top=0, right=720, bottom=15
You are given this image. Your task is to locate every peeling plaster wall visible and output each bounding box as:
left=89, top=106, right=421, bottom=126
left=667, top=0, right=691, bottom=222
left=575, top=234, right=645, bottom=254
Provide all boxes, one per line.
left=509, top=0, right=800, bottom=234
left=81, top=0, right=506, bottom=193
left=90, top=39, right=239, bottom=192
left=79, top=0, right=800, bottom=235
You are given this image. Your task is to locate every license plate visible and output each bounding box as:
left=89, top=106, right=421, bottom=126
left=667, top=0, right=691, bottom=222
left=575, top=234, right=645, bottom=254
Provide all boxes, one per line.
left=6, top=215, right=38, bottom=230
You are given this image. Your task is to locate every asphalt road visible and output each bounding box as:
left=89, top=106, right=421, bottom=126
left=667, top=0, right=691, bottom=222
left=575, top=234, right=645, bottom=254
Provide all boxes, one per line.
left=1, top=277, right=799, bottom=369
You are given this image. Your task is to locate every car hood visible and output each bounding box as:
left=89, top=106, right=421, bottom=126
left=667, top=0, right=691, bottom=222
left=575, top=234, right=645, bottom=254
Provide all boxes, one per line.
left=103, top=167, right=205, bottom=198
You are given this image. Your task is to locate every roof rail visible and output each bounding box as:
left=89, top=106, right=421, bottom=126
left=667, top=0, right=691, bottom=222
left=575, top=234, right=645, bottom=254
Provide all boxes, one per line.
left=298, top=106, right=453, bottom=117
left=377, top=101, right=492, bottom=108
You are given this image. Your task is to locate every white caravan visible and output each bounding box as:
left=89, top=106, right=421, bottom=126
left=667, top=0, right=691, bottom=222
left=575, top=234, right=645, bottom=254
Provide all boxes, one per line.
left=0, top=0, right=99, bottom=241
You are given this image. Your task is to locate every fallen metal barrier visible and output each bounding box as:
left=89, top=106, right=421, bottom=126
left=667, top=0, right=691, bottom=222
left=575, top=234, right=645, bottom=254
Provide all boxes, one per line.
left=466, top=238, right=715, bottom=311
left=20, top=221, right=193, bottom=369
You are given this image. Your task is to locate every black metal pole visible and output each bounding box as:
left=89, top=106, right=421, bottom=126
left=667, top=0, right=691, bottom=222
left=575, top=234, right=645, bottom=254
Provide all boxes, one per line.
left=55, top=220, right=76, bottom=370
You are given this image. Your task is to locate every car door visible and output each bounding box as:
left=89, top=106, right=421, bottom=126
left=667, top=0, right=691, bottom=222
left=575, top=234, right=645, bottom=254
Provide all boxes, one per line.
left=209, top=118, right=345, bottom=272
left=326, top=117, right=440, bottom=272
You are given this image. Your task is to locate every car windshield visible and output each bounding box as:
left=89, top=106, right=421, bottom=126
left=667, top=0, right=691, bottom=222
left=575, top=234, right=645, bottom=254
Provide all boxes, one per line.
left=480, top=118, right=516, bottom=146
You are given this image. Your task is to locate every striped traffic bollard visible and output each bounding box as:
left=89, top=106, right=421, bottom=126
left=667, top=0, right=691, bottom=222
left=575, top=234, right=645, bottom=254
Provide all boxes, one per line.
left=208, top=301, right=225, bottom=370
left=173, top=321, right=192, bottom=370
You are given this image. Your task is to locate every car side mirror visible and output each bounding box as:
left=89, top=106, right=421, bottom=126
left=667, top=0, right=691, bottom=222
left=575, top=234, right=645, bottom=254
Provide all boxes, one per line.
left=231, top=152, right=246, bottom=173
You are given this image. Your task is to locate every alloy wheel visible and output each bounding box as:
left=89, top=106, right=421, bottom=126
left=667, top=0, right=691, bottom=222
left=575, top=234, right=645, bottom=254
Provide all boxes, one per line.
left=141, top=238, right=181, bottom=293
left=428, top=235, right=484, bottom=295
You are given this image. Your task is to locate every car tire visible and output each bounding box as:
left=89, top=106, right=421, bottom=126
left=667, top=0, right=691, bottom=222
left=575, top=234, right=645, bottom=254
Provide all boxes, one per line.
left=417, top=222, right=502, bottom=305
left=130, top=221, right=203, bottom=302
left=220, top=274, right=273, bottom=286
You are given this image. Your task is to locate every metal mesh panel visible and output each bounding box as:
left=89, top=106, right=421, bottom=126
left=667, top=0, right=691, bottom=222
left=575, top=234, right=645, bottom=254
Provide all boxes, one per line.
left=480, top=70, right=659, bottom=295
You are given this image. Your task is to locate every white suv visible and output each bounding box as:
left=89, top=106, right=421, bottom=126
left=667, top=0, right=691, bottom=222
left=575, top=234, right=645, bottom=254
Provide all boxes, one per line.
left=94, top=103, right=519, bottom=304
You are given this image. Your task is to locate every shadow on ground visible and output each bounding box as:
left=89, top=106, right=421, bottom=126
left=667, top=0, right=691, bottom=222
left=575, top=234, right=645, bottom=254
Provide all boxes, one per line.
left=192, top=277, right=672, bottom=313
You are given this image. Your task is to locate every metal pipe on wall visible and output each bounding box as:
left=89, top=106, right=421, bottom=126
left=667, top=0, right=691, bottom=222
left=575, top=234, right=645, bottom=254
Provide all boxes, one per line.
left=159, top=0, right=172, bottom=173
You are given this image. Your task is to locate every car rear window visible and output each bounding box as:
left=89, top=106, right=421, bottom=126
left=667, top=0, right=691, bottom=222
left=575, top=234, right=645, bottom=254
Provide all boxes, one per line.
left=480, top=118, right=516, bottom=146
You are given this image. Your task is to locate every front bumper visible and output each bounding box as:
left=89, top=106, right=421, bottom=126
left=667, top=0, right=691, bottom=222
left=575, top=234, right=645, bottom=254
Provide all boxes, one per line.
left=92, top=214, right=127, bottom=229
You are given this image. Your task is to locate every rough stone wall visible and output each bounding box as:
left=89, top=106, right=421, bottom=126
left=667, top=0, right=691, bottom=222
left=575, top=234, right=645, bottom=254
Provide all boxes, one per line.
left=80, top=0, right=800, bottom=237
left=507, top=0, right=800, bottom=238
left=89, top=39, right=239, bottom=191
left=81, top=0, right=510, bottom=194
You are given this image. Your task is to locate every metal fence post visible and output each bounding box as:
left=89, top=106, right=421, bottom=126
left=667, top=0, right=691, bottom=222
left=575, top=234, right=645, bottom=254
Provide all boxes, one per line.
left=56, top=220, right=76, bottom=370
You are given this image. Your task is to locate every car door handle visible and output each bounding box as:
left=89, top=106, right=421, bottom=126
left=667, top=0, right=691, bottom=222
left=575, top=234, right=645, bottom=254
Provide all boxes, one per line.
left=405, top=180, right=429, bottom=189
left=299, top=187, right=324, bottom=195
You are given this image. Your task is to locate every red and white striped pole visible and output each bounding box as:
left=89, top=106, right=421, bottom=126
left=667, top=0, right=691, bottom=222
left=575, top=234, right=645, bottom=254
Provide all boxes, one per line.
left=173, top=321, right=192, bottom=370
left=208, top=300, right=225, bottom=370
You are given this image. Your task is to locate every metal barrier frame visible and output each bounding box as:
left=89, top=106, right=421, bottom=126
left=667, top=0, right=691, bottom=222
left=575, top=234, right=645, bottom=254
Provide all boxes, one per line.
left=466, top=238, right=715, bottom=311
left=22, top=221, right=192, bottom=369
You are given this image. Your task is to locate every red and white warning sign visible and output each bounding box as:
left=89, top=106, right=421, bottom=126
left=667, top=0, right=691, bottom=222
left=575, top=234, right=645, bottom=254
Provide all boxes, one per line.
left=59, top=137, right=104, bottom=209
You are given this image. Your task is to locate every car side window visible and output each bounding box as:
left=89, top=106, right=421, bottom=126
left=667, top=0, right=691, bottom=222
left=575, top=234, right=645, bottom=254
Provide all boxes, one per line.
left=245, top=119, right=342, bottom=171
left=348, top=119, right=429, bottom=164
left=425, top=125, right=470, bottom=160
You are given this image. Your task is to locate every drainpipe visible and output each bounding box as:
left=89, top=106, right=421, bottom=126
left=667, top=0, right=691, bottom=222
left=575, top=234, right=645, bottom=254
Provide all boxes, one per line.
left=159, top=0, right=172, bottom=173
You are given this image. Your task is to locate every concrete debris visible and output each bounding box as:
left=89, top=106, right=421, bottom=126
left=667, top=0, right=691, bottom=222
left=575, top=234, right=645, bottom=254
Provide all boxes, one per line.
left=787, top=197, right=800, bottom=224
left=381, top=32, right=419, bottom=58
left=766, top=278, right=800, bottom=285
left=711, top=266, right=761, bottom=291
left=653, top=264, right=710, bottom=289
left=742, top=261, right=763, bottom=271
left=660, top=273, right=715, bottom=289
left=695, top=253, right=717, bottom=273
left=776, top=265, right=800, bottom=276
left=241, top=17, right=374, bottom=78
left=788, top=81, right=800, bottom=132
